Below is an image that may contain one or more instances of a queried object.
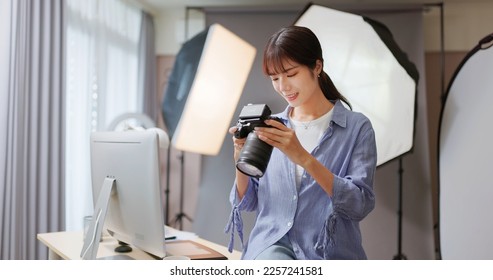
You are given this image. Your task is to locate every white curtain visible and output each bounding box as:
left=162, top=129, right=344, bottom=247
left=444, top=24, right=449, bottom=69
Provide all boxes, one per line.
left=138, top=12, right=158, bottom=123
left=0, top=0, right=11, bottom=173
left=1, top=0, right=65, bottom=259
left=65, top=0, right=142, bottom=230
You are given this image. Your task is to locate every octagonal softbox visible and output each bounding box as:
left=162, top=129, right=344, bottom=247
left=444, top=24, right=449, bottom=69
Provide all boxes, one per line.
left=438, top=34, right=493, bottom=259
left=295, top=4, right=419, bottom=166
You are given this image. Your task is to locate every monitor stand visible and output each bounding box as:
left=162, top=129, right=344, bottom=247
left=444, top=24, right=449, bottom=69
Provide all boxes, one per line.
left=80, top=177, right=115, bottom=260
left=115, top=241, right=133, bottom=253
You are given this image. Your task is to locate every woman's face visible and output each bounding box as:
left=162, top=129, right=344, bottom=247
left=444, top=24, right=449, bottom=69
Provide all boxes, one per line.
left=268, top=59, right=321, bottom=108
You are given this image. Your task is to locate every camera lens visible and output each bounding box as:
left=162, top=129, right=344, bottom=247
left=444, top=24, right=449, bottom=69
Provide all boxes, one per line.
left=236, top=132, right=274, bottom=178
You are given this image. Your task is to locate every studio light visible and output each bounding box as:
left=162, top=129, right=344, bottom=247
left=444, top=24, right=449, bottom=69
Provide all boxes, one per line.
left=162, top=23, right=256, bottom=155
left=295, top=4, right=419, bottom=166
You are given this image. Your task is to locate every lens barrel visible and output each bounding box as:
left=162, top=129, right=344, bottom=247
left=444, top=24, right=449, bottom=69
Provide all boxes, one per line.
left=236, top=132, right=274, bottom=178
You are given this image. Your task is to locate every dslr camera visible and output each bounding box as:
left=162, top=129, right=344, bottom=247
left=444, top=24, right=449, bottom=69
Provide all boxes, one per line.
left=234, top=104, right=283, bottom=178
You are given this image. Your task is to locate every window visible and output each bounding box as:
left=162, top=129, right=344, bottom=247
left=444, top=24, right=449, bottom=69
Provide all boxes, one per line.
left=65, top=0, right=142, bottom=230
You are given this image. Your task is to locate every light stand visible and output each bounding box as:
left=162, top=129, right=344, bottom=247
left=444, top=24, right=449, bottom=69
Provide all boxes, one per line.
left=393, top=157, right=407, bottom=260
left=388, top=2, right=444, bottom=260
left=425, top=1, right=445, bottom=260
left=168, top=7, right=194, bottom=230
left=172, top=150, right=193, bottom=230
left=164, top=144, right=171, bottom=225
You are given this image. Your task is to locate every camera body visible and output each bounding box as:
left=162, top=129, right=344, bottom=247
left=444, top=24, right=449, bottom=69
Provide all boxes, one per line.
left=234, top=104, right=281, bottom=139
left=234, top=104, right=283, bottom=178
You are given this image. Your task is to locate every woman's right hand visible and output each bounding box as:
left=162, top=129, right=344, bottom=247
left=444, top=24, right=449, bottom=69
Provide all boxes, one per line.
left=229, top=126, right=246, bottom=162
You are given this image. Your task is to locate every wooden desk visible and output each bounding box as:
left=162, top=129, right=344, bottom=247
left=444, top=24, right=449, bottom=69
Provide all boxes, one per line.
left=37, top=231, right=241, bottom=260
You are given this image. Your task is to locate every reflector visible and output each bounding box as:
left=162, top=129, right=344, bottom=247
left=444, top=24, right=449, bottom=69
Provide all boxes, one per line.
left=439, top=33, right=493, bottom=259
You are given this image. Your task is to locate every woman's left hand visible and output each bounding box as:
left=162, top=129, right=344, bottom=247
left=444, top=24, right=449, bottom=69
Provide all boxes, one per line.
left=254, top=119, right=310, bottom=167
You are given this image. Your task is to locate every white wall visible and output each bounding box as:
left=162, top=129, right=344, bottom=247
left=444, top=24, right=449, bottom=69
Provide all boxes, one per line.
left=155, top=8, right=205, bottom=55
left=423, top=1, right=493, bottom=51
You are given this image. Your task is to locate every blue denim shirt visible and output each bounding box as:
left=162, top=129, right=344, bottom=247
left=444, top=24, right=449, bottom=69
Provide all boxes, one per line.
left=225, top=100, right=377, bottom=260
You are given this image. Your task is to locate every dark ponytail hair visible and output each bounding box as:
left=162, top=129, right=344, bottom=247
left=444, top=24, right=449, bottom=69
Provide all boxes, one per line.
left=263, top=25, right=351, bottom=109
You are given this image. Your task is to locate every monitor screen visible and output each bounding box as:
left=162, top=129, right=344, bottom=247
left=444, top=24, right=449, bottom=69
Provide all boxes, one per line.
left=87, top=130, right=166, bottom=259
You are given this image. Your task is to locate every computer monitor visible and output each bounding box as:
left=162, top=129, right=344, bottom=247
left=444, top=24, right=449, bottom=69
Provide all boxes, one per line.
left=81, top=130, right=166, bottom=259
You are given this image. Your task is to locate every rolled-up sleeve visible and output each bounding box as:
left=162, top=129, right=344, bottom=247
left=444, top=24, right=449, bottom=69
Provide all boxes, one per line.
left=224, top=177, right=258, bottom=252
left=332, top=124, right=376, bottom=221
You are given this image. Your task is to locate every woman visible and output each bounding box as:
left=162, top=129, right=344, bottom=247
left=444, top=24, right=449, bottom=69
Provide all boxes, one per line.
left=225, top=26, right=377, bottom=260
